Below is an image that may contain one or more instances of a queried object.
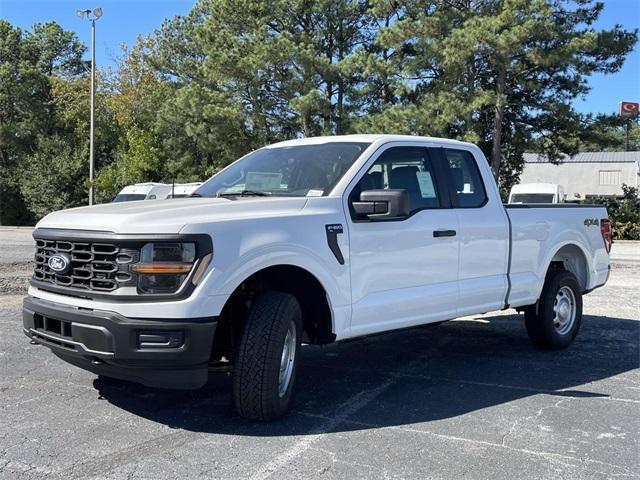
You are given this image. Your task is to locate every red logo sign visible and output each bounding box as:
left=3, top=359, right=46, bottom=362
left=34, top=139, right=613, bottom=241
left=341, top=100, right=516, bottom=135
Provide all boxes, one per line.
left=620, top=101, right=639, bottom=116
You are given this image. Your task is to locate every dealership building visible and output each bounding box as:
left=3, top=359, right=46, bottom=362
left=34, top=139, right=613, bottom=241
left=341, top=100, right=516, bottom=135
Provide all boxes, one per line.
left=519, top=151, right=640, bottom=200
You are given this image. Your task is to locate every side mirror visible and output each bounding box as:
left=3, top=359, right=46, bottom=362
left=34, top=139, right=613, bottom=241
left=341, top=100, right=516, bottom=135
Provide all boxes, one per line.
left=352, top=189, right=410, bottom=220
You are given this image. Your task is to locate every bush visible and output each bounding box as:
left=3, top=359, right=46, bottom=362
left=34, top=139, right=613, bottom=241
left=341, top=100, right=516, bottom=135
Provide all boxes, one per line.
left=587, top=184, right=640, bottom=240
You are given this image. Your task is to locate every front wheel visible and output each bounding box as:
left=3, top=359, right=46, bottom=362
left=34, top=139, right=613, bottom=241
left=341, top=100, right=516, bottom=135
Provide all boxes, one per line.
left=524, top=269, right=583, bottom=350
left=232, top=291, right=302, bottom=421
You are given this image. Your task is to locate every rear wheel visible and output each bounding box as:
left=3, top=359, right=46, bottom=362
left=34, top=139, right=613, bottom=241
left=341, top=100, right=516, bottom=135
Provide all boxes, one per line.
left=524, top=269, right=583, bottom=350
left=232, top=291, right=302, bottom=421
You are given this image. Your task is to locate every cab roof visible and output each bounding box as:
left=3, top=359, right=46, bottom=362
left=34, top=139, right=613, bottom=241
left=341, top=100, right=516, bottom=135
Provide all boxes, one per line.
left=265, top=134, right=475, bottom=149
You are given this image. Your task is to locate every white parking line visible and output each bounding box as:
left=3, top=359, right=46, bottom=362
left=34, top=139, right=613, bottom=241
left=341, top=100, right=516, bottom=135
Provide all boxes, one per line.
left=248, top=379, right=395, bottom=480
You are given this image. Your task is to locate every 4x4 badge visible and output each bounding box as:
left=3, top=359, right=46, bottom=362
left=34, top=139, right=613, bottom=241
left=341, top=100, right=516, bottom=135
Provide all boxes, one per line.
left=584, top=218, right=599, bottom=227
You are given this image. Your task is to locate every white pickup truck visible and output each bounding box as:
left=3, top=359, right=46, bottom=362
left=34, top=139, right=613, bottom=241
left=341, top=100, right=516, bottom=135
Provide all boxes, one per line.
left=23, top=135, right=612, bottom=420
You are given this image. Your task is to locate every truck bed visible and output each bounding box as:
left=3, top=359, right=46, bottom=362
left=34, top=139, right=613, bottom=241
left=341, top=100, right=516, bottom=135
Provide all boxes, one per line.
left=504, top=203, right=610, bottom=309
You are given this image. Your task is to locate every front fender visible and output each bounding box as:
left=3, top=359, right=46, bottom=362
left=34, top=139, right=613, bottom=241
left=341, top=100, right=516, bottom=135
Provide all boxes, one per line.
left=196, top=241, right=351, bottom=339
left=209, top=243, right=346, bottom=300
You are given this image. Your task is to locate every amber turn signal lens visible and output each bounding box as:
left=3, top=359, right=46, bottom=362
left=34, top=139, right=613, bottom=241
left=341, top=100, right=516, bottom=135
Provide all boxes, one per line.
left=131, top=263, right=193, bottom=274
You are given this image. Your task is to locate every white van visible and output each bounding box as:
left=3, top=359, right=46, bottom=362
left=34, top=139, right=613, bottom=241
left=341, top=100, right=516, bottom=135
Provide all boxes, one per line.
left=166, top=182, right=203, bottom=198
left=508, top=183, right=565, bottom=204
left=112, top=183, right=172, bottom=203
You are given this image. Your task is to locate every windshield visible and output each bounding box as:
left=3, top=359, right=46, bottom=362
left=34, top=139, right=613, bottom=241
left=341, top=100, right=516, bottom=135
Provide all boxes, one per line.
left=195, top=142, right=370, bottom=198
left=510, top=193, right=555, bottom=203
left=112, top=194, right=147, bottom=203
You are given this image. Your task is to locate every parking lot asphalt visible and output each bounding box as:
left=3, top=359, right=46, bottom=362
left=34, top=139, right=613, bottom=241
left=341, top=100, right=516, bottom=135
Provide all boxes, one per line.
left=0, top=228, right=638, bottom=479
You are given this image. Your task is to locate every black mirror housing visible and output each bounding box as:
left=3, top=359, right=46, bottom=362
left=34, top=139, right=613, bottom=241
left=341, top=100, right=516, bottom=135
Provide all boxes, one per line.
left=353, top=189, right=410, bottom=220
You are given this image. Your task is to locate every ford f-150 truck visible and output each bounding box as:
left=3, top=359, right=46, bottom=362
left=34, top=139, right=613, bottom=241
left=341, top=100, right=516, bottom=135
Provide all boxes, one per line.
left=23, top=135, right=612, bottom=420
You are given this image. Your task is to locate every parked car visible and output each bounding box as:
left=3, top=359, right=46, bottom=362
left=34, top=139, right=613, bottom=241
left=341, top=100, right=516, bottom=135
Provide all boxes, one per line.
left=24, top=135, right=611, bottom=421
left=509, top=183, right=565, bottom=204
left=166, top=182, right=203, bottom=198
left=112, top=183, right=172, bottom=202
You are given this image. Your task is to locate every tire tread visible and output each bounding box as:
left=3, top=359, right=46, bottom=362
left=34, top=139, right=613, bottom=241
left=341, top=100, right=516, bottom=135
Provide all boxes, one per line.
left=233, top=291, right=301, bottom=420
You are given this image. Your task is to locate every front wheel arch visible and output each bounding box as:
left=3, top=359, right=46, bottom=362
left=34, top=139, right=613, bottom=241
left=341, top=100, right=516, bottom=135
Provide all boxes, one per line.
left=210, top=264, right=335, bottom=369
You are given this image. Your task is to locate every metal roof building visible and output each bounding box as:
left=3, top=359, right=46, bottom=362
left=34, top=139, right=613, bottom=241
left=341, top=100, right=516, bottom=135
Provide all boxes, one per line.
left=519, top=152, right=639, bottom=199
left=523, top=152, right=640, bottom=164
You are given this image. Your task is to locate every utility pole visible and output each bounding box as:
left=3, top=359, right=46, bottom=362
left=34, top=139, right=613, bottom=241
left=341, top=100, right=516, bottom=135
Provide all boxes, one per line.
left=625, top=118, right=630, bottom=152
left=77, top=7, right=103, bottom=205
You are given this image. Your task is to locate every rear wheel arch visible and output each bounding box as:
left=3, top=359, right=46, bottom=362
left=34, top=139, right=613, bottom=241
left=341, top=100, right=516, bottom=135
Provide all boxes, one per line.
left=546, top=243, right=591, bottom=292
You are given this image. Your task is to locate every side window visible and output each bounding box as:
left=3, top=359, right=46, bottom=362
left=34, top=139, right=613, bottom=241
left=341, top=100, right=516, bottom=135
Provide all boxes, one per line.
left=349, top=147, right=441, bottom=215
left=444, top=149, right=487, bottom=208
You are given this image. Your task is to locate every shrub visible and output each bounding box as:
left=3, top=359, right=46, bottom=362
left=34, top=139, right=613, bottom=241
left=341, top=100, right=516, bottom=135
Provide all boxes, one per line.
left=587, top=184, right=640, bottom=240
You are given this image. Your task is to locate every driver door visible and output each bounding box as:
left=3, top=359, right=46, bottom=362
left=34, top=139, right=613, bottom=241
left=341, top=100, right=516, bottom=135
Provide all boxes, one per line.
left=346, top=145, right=460, bottom=337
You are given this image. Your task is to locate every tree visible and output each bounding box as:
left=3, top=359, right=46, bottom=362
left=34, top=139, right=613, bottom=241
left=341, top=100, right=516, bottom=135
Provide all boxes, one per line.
left=353, top=0, right=637, bottom=195
left=19, top=135, right=88, bottom=219
left=47, top=73, right=121, bottom=205
left=0, top=20, right=87, bottom=224
left=150, top=0, right=373, bottom=167
left=140, top=3, right=247, bottom=179
left=1, top=2, right=637, bottom=223
left=93, top=38, right=173, bottom=200
left=576, top=114, right=640, bottom=152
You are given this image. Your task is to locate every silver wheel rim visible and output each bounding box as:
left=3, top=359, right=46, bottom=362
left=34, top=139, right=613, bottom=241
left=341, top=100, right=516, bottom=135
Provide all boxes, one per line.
left=278, top=320, right=296, bottom=398
left=553, top=286, right=576, bottom=335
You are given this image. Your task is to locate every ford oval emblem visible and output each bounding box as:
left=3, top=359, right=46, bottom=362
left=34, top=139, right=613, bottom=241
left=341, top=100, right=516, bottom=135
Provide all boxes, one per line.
left=48, top=253, right=70, bottom=273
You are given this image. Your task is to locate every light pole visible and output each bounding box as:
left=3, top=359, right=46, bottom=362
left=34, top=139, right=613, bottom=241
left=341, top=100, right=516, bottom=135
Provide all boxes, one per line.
left=77, top=7, right=103, bottom=205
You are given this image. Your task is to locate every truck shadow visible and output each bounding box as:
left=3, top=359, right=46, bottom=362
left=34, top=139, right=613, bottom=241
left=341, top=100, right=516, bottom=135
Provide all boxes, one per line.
left=93, top=313, right=639, bottom=436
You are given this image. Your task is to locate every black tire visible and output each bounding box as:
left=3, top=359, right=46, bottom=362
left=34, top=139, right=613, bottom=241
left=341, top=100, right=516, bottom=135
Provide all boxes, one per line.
left=525, top=269, right=583, bottom=350
left=232, top=291, right=302, bottom=421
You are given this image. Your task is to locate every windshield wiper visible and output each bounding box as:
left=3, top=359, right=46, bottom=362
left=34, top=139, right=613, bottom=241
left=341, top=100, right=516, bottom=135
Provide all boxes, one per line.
left=217, top=190, right=271, bottom=198
left=189, top=192, right=202, bottom=197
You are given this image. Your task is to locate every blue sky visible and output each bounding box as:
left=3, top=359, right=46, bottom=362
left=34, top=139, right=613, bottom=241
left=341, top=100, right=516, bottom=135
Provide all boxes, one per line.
left=1, top=0, right=638, bottom=115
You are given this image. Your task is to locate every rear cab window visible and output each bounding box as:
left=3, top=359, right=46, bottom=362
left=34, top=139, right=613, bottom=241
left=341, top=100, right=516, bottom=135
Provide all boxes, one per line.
left=443, top=149, right=487, bottom=208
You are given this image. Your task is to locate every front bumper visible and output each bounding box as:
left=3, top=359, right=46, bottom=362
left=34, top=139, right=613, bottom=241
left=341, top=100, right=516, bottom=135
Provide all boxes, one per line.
left=23, top=296, right=217, bottom=389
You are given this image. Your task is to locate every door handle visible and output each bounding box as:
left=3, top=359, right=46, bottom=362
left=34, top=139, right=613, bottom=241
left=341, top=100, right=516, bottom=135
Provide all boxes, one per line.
left=433, top=229, right=456, bottom=238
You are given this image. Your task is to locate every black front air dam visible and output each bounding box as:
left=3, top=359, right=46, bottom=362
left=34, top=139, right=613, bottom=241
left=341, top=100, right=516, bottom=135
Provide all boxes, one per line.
left=23, top=296, right=217, bottom=389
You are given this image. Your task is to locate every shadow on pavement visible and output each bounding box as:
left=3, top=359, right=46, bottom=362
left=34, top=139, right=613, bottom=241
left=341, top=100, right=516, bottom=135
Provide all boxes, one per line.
left=93, top=313, right=639, bottom=436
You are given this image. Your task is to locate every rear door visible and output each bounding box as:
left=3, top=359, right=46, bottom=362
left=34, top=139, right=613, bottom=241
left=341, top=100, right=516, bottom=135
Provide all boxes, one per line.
left=436, top=147, right=509, bottom=316
left=346, top=144, right=460, bottom=337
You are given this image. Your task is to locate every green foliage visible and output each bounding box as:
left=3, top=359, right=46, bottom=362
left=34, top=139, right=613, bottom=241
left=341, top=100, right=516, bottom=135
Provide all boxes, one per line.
left=576, top=115, right=640, bottom=152
left=588, top=185, right=640, bottom=240
left=354, top=0, right=637, bottom=194
left=94, top=127, right=163, bottom=202
left=0, top=2, right=638, bottom=224
left=19, top=135, right=88, bottom=219
left=0, top=20, right=115, bottom=223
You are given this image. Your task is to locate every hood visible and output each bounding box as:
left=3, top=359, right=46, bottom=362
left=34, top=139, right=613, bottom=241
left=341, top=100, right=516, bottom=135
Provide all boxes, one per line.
left=37, top=197, right=309, bottom=234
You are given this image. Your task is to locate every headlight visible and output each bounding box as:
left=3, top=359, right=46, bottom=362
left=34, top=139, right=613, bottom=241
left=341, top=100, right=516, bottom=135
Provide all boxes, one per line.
left=132, top=242, right=196, bottom=294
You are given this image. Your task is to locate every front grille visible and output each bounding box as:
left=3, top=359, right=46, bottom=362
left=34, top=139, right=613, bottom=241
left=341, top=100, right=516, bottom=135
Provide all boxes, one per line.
left=34, top=238, right=138, bottom=292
